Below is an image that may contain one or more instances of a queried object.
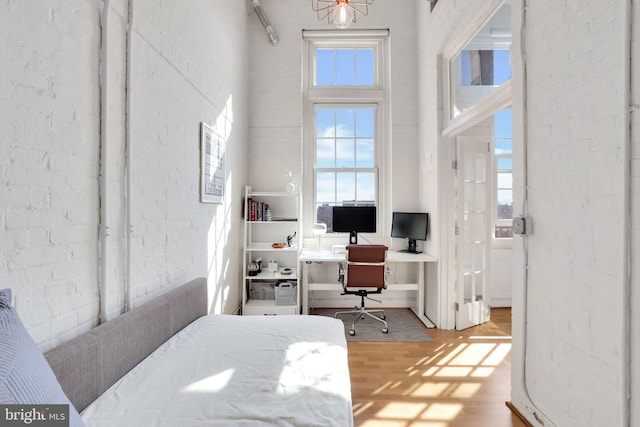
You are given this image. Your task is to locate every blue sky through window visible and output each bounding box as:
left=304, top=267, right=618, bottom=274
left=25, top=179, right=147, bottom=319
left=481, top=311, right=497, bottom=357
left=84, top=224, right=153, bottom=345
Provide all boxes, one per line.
left=315, top=48, right=374, bottom=86
left=316, top=106, right=376, bottom=205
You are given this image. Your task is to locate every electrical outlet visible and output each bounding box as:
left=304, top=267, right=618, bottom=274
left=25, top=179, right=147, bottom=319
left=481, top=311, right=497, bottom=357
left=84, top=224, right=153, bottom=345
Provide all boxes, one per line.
left=513, top=216, right=527, bottom=235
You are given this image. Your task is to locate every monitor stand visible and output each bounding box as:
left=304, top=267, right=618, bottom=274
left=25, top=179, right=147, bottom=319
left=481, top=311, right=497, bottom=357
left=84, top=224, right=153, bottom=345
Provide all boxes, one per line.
left=399, top=239, right=422, bottom=254
left=349, top=231, right=358, bottom=245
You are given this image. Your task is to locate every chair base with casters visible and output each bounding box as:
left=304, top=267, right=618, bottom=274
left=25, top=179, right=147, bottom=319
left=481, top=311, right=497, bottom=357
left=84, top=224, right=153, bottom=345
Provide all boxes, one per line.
left=335, top=289, right=388, bottom=336
left=335, top=244, right=389, bottom=336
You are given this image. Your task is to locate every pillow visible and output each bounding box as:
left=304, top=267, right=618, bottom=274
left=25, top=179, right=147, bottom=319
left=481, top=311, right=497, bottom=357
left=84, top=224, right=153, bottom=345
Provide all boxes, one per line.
left=0, top=289, right=85, bottom=427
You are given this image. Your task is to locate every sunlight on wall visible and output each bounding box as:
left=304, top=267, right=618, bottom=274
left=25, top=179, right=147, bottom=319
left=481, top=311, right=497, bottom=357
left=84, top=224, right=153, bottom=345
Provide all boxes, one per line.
left=207, top=94, right=235, bottom=314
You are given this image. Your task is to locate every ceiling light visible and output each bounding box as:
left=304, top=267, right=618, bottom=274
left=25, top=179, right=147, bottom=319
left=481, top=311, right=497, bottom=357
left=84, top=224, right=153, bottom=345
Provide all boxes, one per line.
left=312, top=0, right=374, bottom=29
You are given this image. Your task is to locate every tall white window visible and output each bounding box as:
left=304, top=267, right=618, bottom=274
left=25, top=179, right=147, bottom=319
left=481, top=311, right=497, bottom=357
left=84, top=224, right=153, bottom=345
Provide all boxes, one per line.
left=303, top=31, right=388, bottom=235
left=494, top=108, right=513, bottom=238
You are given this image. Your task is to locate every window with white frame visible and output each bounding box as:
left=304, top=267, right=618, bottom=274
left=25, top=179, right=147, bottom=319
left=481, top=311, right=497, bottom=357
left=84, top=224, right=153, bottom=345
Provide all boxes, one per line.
left=494, top=108, right=513, bottom=238
left=303, top=31, right=388, bottom=235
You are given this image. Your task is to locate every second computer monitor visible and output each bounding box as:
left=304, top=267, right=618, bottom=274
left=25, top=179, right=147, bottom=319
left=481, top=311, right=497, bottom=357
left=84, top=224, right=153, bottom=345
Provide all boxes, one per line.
left=332, top=206, right=376, bottom=244
left=391, top=212, right=429, bottom=253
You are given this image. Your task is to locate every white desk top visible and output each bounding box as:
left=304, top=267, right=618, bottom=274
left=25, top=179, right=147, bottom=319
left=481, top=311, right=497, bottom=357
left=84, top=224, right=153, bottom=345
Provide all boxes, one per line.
left=299, top=248, right=437, bottom=263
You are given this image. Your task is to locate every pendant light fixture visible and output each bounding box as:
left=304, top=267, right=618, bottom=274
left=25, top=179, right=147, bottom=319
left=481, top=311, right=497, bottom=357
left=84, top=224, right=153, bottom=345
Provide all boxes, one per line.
left=312, top=0, right=374, bottom=29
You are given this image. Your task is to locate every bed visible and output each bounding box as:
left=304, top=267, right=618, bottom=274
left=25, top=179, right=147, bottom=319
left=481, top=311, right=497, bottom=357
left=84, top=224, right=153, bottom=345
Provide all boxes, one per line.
left=41, top=278, right=354, bottom=426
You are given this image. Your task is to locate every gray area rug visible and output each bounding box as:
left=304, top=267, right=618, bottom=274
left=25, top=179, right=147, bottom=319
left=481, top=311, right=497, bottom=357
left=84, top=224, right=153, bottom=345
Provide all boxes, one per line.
left=311, top=308, right=433, bottom=342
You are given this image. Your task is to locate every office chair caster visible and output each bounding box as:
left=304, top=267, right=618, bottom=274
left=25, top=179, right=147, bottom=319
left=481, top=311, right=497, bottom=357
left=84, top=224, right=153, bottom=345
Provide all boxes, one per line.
left=349, top=329, right=356, bottom=336
left=382, top=327, right=388, bottom=334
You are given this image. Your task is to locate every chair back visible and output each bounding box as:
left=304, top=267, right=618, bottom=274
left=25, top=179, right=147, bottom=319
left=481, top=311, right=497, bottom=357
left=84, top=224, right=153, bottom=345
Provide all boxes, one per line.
left=344, top=244, right=388, bottom=289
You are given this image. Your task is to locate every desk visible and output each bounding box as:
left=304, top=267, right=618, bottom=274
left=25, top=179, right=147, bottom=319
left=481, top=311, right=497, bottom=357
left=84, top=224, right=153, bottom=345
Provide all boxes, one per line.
left=299, top=249, right=437, bottom=328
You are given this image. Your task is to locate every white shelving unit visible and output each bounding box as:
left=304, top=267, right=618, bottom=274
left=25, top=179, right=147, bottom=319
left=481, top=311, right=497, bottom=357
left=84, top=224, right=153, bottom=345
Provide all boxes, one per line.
left=242, top=186, right=301, bottom=315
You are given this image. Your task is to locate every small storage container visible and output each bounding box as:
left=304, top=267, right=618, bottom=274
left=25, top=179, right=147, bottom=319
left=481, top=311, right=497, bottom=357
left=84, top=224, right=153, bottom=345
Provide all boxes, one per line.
left=274, top=280, right=297, bottom=306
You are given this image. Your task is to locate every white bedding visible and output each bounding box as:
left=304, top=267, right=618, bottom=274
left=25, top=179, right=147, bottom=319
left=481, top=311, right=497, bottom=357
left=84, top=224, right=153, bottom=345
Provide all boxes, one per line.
left=81, top=314, right=353, bottom=427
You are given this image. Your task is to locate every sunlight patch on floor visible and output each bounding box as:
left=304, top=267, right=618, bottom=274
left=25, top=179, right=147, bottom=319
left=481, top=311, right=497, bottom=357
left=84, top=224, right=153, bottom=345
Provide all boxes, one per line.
left=419, top=403, right=463, bottom=421
left=409, top=382, right=451, bottom=398
left=377, top=402, right=428, bottom=419
left=449, top=382, right=481, bottom=398
left=482, top=343, right=511, bottom=365
left=432, top=367, right=473, bottom=377
left=446, top=343, right=495, bottom=366
left=470, top=367, right=495, bottom=377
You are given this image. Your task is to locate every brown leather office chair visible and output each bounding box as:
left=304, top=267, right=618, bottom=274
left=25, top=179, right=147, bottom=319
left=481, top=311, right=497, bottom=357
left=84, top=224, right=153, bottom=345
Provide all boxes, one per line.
left=335, top=244, right=389, bottom=336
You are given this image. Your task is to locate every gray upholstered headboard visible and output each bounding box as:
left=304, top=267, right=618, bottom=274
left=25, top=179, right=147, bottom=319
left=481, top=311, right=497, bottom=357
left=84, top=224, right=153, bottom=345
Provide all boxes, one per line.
left=44, top=277, right=208, bottom=412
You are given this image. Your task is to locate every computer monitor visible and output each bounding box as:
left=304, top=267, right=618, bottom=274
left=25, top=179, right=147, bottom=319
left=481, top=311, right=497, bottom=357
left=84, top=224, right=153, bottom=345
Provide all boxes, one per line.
left=391, top=212, right=429, bottom=253
left=332, top=206, right=376, bottom=244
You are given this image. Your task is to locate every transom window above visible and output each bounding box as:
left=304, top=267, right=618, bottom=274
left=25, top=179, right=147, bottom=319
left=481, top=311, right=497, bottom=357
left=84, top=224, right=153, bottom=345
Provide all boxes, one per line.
left=315, top=48, right=375, bottom=86
left=448, top=1, right=512, bottom=119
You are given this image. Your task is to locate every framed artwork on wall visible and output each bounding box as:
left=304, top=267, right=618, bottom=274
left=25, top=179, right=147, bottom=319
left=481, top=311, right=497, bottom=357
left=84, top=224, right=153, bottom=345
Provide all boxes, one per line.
left=200, top=122, right=225, bottom=204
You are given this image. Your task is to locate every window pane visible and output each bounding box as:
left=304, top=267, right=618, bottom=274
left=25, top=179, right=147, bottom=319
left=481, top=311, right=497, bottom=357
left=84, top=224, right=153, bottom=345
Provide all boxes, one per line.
left=356, top=108, right=374, bottom=137
left=495, top=226, right=514, bottom=238
left=336, top=109, right=354, bottom=137
left=497, top=157, right=512, bottom=170
left=357, top=172, right=376, bottom=202
left=316, top=139, right=335, bottom=168
left=449, top=2, right=511, bottom=118
left=336, top=172, right=355, bottom=203
left=316, top=48, right=375, bottom=87
left=497, top=190, right=513, bottom=219
left=317, top=205, right=333, bottom=229
left=336, top=139, right=354, bottom=168
left=316, top=49, right=334, bottom=85
left=461, top=50, right=495, bottom=85
left=355, top=49, right=374, bottom=85
left=356, top=139, right=374, bottom=167
left=495, top=109, right=512, bottom=138
left=317, top=173, right=336, bottom=203
left=497, top=172, right=512, bottom=189
left=336, top=49, right=354, bottom=85
left=316, top=108, right=335, bottom=137
left=494, top=50, right=512, bottom=85
left=495, top=140, right=512, bottom=155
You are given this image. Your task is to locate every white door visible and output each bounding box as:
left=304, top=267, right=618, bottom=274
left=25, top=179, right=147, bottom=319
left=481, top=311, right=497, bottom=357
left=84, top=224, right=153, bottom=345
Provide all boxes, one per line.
left=455, top=137, right=491, bottom=330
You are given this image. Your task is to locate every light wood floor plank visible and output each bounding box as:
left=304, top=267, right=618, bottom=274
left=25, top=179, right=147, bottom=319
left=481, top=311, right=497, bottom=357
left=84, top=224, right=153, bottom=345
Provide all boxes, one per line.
left=346, top=308, right=528, bottom=427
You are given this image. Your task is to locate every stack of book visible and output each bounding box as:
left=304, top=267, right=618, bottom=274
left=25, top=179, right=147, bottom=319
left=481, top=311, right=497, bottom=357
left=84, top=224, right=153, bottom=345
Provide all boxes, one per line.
left=247, top=198, right=269, bottom=221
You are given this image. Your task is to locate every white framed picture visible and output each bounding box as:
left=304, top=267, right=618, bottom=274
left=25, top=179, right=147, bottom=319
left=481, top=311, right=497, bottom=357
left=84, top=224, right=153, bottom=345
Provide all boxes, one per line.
left=200, top=122, right=225, bottom=204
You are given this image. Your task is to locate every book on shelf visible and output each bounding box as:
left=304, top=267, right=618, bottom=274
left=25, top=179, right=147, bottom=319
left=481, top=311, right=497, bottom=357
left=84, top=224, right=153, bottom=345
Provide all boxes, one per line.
left=247, top=198, right=270, bottom=221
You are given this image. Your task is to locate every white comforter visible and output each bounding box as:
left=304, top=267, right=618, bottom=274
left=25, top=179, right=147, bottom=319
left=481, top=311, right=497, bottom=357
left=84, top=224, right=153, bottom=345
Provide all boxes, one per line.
left=81, top=314, right=353, bottom=427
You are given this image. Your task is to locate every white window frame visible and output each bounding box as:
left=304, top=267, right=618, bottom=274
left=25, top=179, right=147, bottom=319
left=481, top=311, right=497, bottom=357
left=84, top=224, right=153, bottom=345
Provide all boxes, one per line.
left=302, top=30, right=390, bottom=242
left=493, top=112, right=513, bottom=248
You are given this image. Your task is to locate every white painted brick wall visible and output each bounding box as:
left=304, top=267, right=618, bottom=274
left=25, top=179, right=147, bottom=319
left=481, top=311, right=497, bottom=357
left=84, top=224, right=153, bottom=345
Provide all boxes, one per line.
left=509, top=0, right=631, bottom=426
left=418, top=0, right=636, bottom=424
left=0, top=0, right=102, bottom=350
left=1, top=0, right=249, bottom=350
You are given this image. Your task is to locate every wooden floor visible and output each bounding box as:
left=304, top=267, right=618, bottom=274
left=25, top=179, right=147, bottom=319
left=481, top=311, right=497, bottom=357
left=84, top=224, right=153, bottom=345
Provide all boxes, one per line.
left=347, top=308, right=528, bottom=427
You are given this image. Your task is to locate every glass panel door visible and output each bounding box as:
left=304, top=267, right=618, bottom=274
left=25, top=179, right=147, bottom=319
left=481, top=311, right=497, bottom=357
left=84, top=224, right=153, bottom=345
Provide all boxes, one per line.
left=456, top=137, right=491, bottom=330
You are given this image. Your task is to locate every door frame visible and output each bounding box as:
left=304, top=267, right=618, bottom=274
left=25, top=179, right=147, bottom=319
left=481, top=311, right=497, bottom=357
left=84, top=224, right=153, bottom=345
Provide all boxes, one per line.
left=436, top=0, right=512, bottom=330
